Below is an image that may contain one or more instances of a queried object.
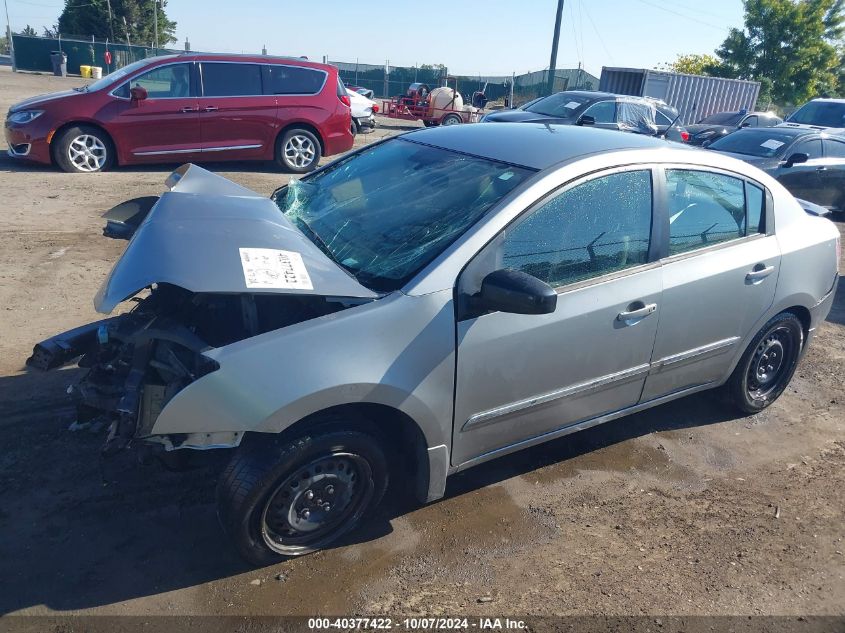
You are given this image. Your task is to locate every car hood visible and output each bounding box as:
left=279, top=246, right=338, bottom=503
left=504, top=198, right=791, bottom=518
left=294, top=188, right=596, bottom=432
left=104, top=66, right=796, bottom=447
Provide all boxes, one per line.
left=484, top=109, right=564, bottom=124
left=9, top=89, right=82, bottom=112
left=94, top=165, right=378, bottom=314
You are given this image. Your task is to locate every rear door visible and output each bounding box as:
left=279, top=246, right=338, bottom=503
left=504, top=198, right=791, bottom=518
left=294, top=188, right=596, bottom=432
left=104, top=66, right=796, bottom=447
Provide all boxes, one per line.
left=641, top=168, right=779, bottom=401
left=820, top=137, right=845, bottom=211
left=264, top=63, right=330, bottom=129
left=109, top=62, right=201, bottom=161
left=775, top=137, right=825, bottom=203
left=197, top=61, right=276, bottom=160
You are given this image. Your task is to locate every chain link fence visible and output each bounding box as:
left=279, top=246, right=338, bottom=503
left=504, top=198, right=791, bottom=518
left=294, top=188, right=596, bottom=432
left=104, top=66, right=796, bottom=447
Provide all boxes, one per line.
left=10, top=35, right=599, bottom=107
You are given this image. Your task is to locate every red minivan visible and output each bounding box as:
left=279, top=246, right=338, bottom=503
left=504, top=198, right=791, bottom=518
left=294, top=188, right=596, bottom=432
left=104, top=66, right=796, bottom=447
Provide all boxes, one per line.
left=4, top=53, right=354, bottom=173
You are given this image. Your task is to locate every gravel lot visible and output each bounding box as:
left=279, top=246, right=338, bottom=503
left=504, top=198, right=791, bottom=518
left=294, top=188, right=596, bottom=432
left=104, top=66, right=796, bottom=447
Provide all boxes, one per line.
left=0, top=67, right=843, bottom=620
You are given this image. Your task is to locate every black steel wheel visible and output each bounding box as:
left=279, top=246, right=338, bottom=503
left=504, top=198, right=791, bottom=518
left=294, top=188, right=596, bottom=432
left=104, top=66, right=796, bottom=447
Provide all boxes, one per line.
left=217, top=429, right=388, bottom=566
left=727, top=312, right=803, bottom=413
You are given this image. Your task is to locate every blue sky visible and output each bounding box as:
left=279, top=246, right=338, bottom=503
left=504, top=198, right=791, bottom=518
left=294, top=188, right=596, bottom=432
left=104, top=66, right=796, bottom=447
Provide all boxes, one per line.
left=7, top=0, right=744, bottom=78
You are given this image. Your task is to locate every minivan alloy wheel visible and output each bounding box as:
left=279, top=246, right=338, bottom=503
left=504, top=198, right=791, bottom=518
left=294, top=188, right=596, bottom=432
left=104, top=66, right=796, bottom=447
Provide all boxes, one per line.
left=284, top=134, right=317, bottom=169
left=67, top=134, right=108, bottom=172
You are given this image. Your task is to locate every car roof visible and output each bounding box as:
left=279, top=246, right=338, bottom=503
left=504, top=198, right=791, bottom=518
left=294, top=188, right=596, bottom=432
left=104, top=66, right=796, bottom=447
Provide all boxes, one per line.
left=403, top=123, right=687, bottom=170
left=162, top=52, right=330, bottom=71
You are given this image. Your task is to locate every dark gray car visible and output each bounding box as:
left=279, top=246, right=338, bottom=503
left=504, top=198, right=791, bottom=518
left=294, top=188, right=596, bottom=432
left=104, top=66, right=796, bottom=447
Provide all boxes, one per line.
left=687, top=110, right=782, bottom=146
left=707, top=127, right=845, bottom=214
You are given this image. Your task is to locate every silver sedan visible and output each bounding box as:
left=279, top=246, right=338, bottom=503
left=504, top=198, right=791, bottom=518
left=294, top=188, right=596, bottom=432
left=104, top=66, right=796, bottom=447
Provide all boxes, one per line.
left=30, top=123, right=840, bottom=565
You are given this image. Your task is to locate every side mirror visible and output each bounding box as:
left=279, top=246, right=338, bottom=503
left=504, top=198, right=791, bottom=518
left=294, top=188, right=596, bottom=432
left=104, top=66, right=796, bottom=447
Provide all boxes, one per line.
left=130, top=85, right=148, bottom=101
left=740, top=121, right=751, bottom=128
left=702, top=139, right=712, bottom=148
left=577, top=114, right=595, bottom=126
left=784, top=152, right=808, bottom=168
left=475, top=269, right=557, bottom=315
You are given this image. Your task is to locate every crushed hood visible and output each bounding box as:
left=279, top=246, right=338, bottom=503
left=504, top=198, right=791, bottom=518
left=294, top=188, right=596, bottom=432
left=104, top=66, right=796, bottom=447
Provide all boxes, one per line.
left=94, top=165, right=378, bottom=313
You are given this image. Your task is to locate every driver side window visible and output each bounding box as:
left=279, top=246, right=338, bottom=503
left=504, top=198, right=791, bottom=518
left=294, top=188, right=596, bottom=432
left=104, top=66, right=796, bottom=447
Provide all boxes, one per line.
left=499, top=170, right=653, bottom=288
left=581, top=100, right=617, bottom=124
left=128, top=63, right=193, bottom=98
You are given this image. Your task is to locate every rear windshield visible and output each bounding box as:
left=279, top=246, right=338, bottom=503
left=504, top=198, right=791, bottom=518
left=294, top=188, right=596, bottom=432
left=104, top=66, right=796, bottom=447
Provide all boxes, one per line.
left=524, top=93, right=591, bottom=118
left=786, top=101, right=845, bottom=127
left=708, top=130, right=799, bottom=157
left=273, top=139, right=533, bottom=291
left=699, top=112, right=743, bottom=125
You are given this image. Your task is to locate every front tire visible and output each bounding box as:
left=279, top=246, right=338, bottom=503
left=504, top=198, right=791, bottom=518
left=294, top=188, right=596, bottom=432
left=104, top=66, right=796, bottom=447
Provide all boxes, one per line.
left=727, top=312, right=803, bottom=414
left=217, top=429, right=388, bottom=567
left=54, top=125, right=114, bottom=173
left=276, top=128, right=321, bottom=174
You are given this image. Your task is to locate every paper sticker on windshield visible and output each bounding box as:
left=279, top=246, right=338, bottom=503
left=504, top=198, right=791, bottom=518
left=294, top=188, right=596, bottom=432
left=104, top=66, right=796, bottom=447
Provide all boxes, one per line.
left=760, top=139, right=785, bottom=150
left=239, top=248, right=313, bottom=290
left=564, top=101, right=581, bottom=109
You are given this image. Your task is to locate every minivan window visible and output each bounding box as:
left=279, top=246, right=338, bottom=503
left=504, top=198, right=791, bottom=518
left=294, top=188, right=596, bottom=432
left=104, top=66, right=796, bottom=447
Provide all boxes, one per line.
left=273, top=139, right=532, bottom=291
left=202, top=62, right=262, bottom=97
left=501, top=170, right=653, bottom=288
left=263, top=65, right=325, bottom=95
left=126, top=63, right=192, bottom=98
left=666, top=170, right=750, bottom=254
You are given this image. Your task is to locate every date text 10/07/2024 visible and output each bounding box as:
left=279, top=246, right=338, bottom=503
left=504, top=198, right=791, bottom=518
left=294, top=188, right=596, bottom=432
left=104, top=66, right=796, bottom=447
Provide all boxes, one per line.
left=307, top=617, right=528, bottom=630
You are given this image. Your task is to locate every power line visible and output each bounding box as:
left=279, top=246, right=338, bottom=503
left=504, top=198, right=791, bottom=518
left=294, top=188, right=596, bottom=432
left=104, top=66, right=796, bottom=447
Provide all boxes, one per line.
left=581, top=0, right=613, bottom=65
left=631, top=0, right=729, bottom=31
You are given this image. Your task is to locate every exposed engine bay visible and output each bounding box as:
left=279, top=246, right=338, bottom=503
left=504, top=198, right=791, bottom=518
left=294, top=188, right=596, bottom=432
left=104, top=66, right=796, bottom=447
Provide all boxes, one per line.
left=27, top=283, right=358, bottom=455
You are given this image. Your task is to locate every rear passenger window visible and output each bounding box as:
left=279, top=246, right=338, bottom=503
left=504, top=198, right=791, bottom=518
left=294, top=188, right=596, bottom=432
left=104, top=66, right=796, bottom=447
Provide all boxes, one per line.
left=501, top=170, right=652, bottom=288
left=666, top=170, right=755, bottom=255
left=263, top=65, right=326, bottom=95
left=201, top=63, right=262, bottom=97
left=746, top=183, right=764, bottom=234
left=824, top=139, right=845, bottom=158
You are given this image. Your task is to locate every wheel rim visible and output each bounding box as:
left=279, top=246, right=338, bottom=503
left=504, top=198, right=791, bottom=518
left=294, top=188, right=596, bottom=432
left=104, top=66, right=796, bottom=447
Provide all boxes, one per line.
left=442, top=116, right=460, bottom=126
left=747, top=326, right=793, bottom=400
left=67, top=134, right=107, bottom=172
left=284, top=135, right=317, bottom=169
left=260, top=452, right=374, bottom=555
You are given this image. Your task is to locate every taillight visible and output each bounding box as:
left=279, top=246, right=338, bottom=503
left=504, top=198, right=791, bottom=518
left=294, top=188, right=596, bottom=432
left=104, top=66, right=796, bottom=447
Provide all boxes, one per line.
left=680, top=130, right=690, bottom=142
left=339, top=94, right=350, bottom=107
left=372, top=103, right=379, bottom=113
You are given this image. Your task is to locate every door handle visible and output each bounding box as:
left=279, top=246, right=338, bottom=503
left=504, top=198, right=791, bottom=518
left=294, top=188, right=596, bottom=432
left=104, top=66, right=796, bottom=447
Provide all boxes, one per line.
left=815, top=166, right=827, bottom=171
left=746, top=264, right=775, bottom=282
left=204, top=106, right=218, bottom=112
left=179, top=106, right=197, bottom=113
left=617, top=302, right=657, bottom=322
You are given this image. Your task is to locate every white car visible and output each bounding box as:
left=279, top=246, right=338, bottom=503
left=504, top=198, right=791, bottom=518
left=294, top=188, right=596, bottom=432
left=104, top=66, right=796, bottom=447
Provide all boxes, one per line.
left=347, top=88, right=378, bottom=135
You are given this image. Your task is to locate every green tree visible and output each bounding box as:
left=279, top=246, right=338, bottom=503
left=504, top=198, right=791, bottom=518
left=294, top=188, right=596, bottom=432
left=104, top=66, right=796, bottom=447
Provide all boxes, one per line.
left=714, top=0, right=845, bottom=104
left=20, top=25, right=38, bottom=36
left=58, top=0, right=176, bottom=46
left=657, top=53, right=721, bottom=75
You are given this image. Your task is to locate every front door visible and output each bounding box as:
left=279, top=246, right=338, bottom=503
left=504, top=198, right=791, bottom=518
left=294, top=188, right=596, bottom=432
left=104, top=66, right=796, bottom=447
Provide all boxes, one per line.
left=775, top=137, right=824, bottom=203
left=641, top=168, right=780, bottom=400
left=109, top=62, right=201, bottom=162
left=452, top=168, right=662, bottom=466
left=197, top=62, right=277, bottom=161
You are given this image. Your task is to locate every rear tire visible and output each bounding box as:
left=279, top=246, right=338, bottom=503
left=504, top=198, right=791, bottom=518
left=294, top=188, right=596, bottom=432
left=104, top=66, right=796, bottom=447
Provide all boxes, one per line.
left=441, top=114, right=463, bottom=126
left=53, top=124, right=115, bottom=173
left=276, top=128, right=322, bottom=174
left=217, top=429, right=388, bottom=567
left=351, top=119, right=359, bottom=137
left=726, top=312, right=803, bottom=414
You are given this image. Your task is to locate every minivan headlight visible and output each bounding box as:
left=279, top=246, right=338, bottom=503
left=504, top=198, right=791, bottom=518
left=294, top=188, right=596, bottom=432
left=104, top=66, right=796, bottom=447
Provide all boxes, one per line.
left=8, top=110, right=44, bottom=124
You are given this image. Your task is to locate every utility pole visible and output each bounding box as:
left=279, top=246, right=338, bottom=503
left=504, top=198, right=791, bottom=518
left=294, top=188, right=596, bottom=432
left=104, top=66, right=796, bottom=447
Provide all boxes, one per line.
left=105, top=0, right=116, bottom=46
left=122, top=16, right=131, bottom=47
left=152, top=0, right=159, bottom=51
left=3, top=0, right=15, bottom=71
left=546, top=0, right=564, bottom=97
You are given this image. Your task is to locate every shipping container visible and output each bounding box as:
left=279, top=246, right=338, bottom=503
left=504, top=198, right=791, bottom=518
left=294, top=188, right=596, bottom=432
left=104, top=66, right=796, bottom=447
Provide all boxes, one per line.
left=599, top=67, right=761, bottom=125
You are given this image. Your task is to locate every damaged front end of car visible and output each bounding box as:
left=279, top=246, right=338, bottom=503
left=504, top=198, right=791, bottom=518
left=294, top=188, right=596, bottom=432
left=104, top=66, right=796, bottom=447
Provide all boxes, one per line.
left=26, top=164, right=379, bottom=458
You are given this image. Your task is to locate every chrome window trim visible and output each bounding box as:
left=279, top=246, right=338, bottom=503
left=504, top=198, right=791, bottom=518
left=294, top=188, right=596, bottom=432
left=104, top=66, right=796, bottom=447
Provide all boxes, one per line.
left=198, top=61, right=328, bottom=98
left=660, top=231, right=768, bottom=264
left=109, top=60, right=197, bottom=101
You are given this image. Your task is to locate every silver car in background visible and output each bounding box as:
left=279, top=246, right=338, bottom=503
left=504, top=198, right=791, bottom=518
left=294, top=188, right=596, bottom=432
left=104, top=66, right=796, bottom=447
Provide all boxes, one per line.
left=30, top=124, right=840, bottom=565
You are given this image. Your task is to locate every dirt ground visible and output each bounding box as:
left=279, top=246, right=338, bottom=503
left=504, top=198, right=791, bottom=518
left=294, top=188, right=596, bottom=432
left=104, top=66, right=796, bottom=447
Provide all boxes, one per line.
left=0, top=67, right=844, bottom=622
